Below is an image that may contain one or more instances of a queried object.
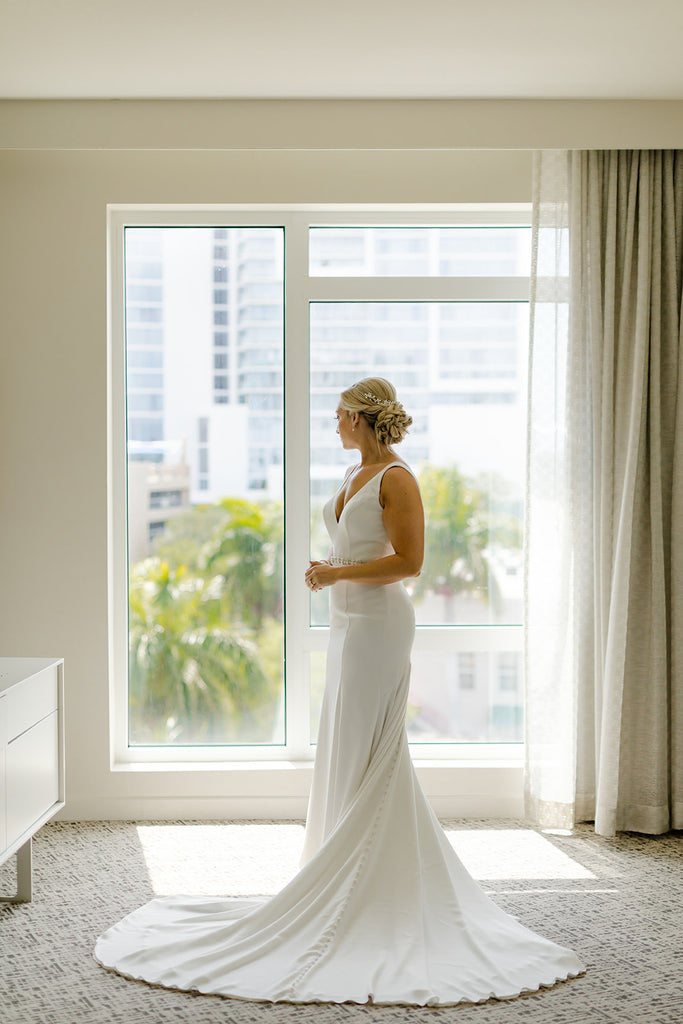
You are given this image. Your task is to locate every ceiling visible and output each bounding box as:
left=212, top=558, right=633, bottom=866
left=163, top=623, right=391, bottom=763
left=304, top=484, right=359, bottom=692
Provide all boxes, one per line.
left=3, top=0, right=683, bottom=100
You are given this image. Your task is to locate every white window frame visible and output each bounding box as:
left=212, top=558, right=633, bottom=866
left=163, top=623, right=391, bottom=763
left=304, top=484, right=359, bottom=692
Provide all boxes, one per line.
left=108, top=204, right=530, bottom=768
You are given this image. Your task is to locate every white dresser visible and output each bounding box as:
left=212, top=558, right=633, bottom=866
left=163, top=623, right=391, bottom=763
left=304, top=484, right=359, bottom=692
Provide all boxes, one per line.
left=0, top=657, right=65, bottom=902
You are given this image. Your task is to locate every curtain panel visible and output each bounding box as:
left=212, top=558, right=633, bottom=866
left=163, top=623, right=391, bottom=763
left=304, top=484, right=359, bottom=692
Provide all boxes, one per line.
left=526, top=150, right=683, bottom=837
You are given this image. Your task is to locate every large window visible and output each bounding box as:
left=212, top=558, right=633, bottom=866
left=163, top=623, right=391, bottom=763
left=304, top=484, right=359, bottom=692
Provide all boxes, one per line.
left=110, top=208, right=530, bottom=763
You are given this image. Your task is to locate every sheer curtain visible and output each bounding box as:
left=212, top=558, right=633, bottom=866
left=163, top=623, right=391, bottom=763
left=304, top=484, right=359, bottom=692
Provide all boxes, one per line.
left=526, top=150, right=683, bottom=838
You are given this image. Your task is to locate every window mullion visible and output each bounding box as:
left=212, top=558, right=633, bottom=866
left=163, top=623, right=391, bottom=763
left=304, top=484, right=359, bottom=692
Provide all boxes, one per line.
left=306, top=277, right=530, bottom=303
left=109, top=211, right=130, bottom=765
left=412, top=626, right=523, bottom=652
left=283, top=214, right=313, bottom=759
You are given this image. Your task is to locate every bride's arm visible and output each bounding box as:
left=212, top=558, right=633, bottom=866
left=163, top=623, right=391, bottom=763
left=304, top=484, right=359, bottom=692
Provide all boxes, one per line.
left=305, top=469, right=424, bottom=589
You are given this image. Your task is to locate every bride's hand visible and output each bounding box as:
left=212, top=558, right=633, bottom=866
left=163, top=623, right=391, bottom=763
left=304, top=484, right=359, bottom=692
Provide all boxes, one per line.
left=305, top=560, right=337, bottom=592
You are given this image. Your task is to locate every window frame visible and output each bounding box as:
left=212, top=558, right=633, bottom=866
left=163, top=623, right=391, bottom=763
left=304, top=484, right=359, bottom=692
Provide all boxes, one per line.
left=108, top=204, right=530, bottom=767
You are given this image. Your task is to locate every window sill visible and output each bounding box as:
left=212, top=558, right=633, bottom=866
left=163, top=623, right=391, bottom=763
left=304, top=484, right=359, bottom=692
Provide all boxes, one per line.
left=111, top=756, right=523, bottom=773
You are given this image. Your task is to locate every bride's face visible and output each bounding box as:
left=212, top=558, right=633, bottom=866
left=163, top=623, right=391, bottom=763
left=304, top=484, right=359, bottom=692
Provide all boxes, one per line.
left=335, top=406, right=356, bottom=448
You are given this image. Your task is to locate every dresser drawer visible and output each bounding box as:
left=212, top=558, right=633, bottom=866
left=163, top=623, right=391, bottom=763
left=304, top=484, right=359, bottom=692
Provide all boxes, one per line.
left=6, top=712, right=60, bottom=842
left=2, top=664, right=59, bottom=742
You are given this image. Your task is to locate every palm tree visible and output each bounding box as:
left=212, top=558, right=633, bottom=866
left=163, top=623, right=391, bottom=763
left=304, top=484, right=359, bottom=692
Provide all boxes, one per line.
left=129, top=557, right=279, bottom=744
left=202, top=497, right=284, bottom=628
left=413, top=464, right=492, bottom=619
left=130, top=496, right=285, bottom=744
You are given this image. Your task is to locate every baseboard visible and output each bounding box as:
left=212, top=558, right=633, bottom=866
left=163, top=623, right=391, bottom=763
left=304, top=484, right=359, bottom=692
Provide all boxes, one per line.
left=57, top=761, right=524, bottom=822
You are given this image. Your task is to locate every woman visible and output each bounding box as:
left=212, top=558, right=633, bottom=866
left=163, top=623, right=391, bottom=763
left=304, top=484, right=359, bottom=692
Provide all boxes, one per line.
left=300, top=377, right=424, bottom=865
left=95, top=378, right=584, bottom=1005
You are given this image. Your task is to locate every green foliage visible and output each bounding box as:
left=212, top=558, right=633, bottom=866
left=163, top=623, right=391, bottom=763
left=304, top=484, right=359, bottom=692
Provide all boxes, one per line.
left=414, top=464, right=490, bottom=603
left=129, top=498, right=284, bottom=745
left=413, top=464, right=523, bottom=618
left=153, top=504, right=227, bottom=573
left=204, top=498, right=284, bottom=627
left=129, top=466, right=522, bottom=743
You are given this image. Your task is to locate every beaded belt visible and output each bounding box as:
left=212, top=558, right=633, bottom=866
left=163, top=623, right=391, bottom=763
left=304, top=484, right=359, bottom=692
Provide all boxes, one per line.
left=328, top=556, right=363, bottom=566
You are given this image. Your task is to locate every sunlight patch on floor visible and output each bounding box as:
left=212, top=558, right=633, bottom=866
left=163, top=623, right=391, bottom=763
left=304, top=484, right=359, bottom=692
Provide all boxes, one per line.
left=136, top=823, right=596, bottom=897
left=443, top=829, right=596, bottom=880
left=136, top=823, right=304, bottom=897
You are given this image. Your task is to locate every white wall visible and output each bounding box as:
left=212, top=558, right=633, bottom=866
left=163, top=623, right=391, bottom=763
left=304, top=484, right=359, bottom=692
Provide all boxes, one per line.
left=1, top=99, right=680, bottom=821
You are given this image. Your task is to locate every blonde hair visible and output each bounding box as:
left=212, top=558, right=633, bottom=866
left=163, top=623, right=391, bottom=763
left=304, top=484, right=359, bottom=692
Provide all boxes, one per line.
left=340, top=377, right=413, bottom=447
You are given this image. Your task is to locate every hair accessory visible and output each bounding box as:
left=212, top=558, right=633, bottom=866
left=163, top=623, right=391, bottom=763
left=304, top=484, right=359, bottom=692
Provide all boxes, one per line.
left=362, top=391, right=393, bottom=407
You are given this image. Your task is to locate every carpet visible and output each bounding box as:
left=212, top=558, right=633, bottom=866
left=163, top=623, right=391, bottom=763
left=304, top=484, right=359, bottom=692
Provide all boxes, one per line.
left=1, top=820, right=681, bottom=1024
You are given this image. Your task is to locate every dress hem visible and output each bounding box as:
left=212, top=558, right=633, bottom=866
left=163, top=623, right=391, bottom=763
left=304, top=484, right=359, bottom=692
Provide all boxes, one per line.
left=93, top=953, right=586, bottom=1008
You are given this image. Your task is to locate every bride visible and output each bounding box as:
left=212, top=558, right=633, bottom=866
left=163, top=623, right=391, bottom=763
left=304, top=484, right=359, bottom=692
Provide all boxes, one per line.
left=95, top=377, right=584, bottom=1005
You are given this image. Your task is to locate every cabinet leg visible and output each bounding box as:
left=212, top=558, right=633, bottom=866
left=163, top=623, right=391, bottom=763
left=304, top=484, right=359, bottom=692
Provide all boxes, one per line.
left=15, top=839, right=33, bottom=902
left=0, top=838, right=33, bottom=904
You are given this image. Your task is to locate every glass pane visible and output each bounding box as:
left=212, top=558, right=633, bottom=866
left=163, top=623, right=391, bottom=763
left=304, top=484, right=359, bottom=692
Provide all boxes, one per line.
left=409, top=649, right=523, bottom=742
left=310, top=650, right=326, bottom=740
left=309, top=302, right=527, bottom=628
left=310, top=650, right=523, bottom=744
left=309, top=227, right=531, bottom=277
left=125, top=227, right=285, bottom=746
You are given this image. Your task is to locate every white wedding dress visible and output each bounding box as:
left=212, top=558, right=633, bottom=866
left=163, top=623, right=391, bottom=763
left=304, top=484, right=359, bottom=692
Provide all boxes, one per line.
left=95, top=462, right=584, bottom=1005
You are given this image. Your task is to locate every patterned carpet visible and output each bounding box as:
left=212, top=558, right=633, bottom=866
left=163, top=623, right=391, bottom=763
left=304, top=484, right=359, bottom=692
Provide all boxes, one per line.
left=1, top=819, right=682, bottom=1024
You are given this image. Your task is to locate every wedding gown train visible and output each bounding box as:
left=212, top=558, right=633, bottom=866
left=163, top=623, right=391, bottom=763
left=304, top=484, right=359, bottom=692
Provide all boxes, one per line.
left=95, top=462, right=584, bottom=1005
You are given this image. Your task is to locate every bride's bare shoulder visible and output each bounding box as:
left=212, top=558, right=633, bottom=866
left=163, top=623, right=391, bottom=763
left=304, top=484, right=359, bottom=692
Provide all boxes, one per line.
left=379, top=461, right=421, bottom=507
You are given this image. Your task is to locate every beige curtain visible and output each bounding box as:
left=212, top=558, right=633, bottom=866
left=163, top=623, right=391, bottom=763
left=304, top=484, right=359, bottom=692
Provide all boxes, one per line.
left=526, top=150, right=683, bottom=837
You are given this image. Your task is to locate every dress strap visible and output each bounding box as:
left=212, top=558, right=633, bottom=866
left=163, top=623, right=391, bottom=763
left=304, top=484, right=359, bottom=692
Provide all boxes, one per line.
left=338, top=463, right=359, bottom=489
left=377, top=461, right=416, bottom=485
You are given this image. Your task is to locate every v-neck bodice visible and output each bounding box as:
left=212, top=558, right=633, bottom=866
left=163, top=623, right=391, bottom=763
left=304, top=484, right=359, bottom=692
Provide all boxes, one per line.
left=323, top=462, right=413, bottom=566
left=334, top=463, right=403, bottom=524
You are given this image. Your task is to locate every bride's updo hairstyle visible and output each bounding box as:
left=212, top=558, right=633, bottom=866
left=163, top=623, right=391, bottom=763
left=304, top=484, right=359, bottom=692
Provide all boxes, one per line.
left=340, top=377, right=413, bottom=447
